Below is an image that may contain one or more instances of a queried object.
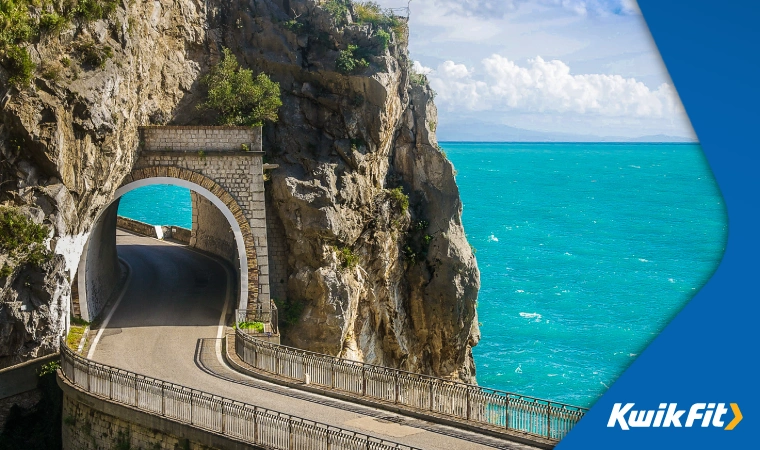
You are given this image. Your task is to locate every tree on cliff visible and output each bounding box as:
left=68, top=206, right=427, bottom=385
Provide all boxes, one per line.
left=199, top=48, right=282, bottom=127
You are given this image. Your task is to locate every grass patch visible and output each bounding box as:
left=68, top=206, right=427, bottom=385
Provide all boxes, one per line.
left=235, top=321, right=265, bottom=333
left=66, top=325, right=87, bottom=350
left=353, top=1, right=398, bottom=26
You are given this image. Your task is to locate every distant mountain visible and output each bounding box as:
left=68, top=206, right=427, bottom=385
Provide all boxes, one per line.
left=627, top=134, right=699, bottom=143
left=435, top=120, right=698, bottom=143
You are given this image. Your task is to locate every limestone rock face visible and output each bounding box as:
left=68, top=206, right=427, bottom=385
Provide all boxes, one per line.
left=0, top=0, right=480, bottom=381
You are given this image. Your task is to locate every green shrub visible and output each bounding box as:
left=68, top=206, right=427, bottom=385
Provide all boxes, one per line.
left=410, top=71, right=427, bottom=86
left=0, top=0, right=37, bottom=46
left=0, top=206, right=50, bottom=268
left=75, top=39, right=113, bottom=68
left=74, top=0, right=119, bottom=21
left=3, top=44, right=35, bottom=87
left=199, top=47, right=282, bottom=127
left=39, top=12, right=68, bottom=33
left=37, top=361, right=60, bottom=377
left=412, top=220, right=429, bottom=231
left=336, top=44, right=368, bottom=74
left=388, top=187, right=409, bottom=212
left=323, top=0, right=349, bottom=23
left=336, top=246, right=359, bottom=269
left=282, top=18, right=302, bottom=32
left=273, top=298, right=305, bottom=329
left=402, top=244, right=416, bottom=262
left=376, top=29, right=390, bottom=50
left=350, top=137, right=366, bottom=150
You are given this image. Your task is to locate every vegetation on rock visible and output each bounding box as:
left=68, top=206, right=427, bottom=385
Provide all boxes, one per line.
left=336, top=44, right=369, bottom=74
left=2, top=44, right=33, bottom=86
left=323, top=0, right=349, bottom=23
left=0, top=0, right=120, bottom=86
left=336, top=246, right=359, bottom=269
left=388, top=187, right=409, bottom=213
left=273, top=298, right=305, bottom=331
left=199, top=48, right=282, bottom=127
left=0, top=206, right=50, bottom=277
left=353, top=1, right=397, bottom=26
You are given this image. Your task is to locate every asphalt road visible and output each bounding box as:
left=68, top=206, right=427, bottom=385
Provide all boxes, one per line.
left=89, top=230, right=537, bottom=450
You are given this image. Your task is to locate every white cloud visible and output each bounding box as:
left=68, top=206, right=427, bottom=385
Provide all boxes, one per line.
left=428, top=55, right=685, bottom=119
left=412, top=61, right=434, bottom=75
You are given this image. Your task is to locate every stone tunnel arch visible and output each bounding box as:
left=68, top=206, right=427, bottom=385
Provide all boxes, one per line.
left=73, top=126, right=271, bottom=324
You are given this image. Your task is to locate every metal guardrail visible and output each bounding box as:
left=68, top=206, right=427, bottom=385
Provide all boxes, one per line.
left=235, top=330, right=587, bottom=442
left=59, top=341, right=420, bottom=450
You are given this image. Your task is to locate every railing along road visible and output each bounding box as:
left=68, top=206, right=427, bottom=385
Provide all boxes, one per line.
left=236, top=330, right=587, bottom=442
left=60, top=341, right=420, bottom=450
left=237, top=304, right=279, bottom=336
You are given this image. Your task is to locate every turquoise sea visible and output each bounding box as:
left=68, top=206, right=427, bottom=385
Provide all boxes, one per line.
left=118, top=142, right=727, bottom=408
left=118, top=184, right=192, bottom=229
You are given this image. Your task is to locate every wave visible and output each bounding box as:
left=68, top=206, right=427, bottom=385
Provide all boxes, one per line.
left=488, top=234, right=499, bottom=242
left=519, top=312, right=542, bottom=320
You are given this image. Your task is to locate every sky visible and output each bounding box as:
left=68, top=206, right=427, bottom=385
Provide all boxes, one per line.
left=373, top=0, right=698, bottom=141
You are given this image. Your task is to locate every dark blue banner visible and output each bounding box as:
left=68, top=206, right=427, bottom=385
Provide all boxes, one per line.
left=557, top=1, right=759, bottom=448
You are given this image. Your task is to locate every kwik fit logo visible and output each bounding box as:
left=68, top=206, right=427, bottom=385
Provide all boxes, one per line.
left=607, top=403, right=743, bottom=430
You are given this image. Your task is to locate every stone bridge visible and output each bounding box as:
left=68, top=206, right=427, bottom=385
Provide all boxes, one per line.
left=74, top=126, right=273, bottom=323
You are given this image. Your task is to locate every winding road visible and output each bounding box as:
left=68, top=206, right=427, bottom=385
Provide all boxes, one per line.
left=88, top=229, right=537, bottom=450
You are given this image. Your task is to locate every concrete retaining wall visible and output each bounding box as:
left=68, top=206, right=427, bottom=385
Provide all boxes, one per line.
left=0, top=353, right=59, bottom=399
left=116, top=216, right=191, bottom=244
left=191, top=192, right=237, bottom=265
left=81, top=201, right=121, bottom=321
left=59, top=375, right=259, bottom=450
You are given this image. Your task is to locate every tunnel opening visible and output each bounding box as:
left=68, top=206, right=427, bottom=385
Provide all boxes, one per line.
left=72, top=177, right=251, bottom=325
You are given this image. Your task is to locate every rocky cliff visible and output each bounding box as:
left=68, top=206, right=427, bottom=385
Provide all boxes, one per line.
left=0, top=0, right=479, bottom=381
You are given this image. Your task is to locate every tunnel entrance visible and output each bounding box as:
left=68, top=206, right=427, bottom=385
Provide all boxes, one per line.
left=70, top=126, right=274, bottom=331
